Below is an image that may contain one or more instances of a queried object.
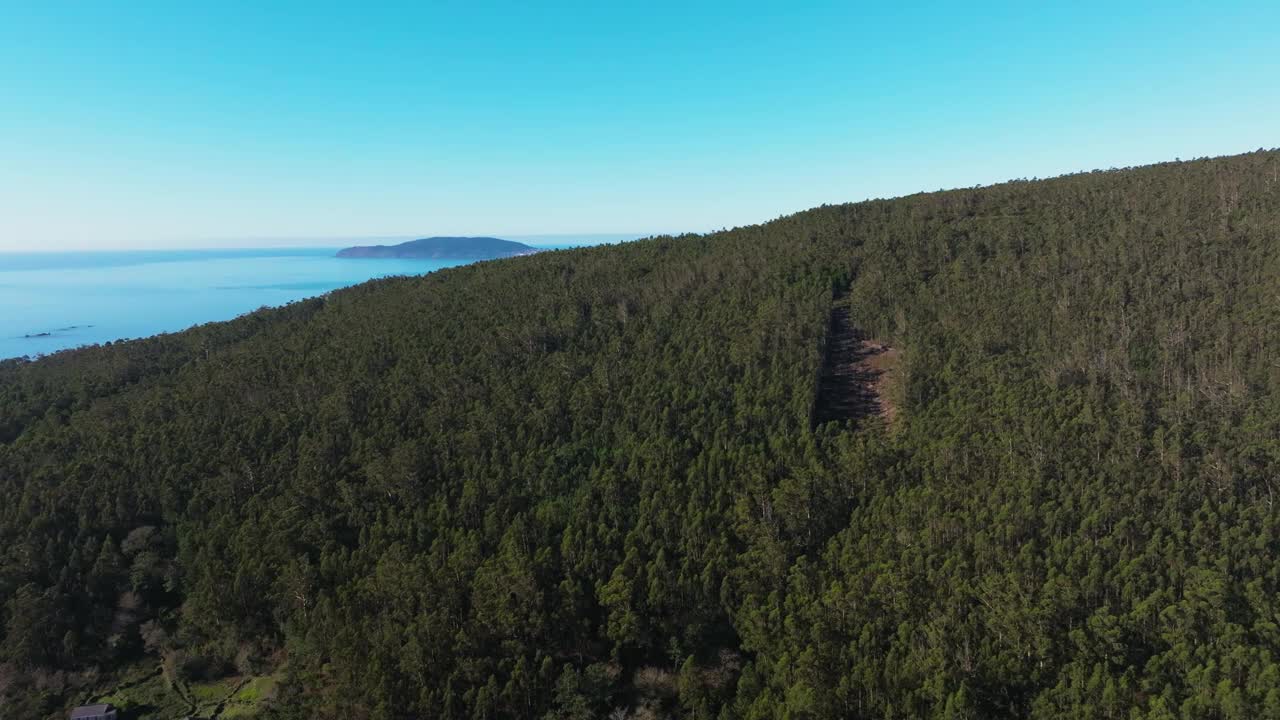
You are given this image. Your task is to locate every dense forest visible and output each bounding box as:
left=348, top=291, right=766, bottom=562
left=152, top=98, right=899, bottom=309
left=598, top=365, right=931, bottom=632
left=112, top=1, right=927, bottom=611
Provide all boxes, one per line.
left=2, top=150, right=1279, bottom=719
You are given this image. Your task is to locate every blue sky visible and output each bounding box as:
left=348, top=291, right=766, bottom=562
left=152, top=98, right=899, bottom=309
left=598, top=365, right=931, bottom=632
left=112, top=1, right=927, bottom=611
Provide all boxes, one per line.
left=0, top=1, right=1277, bottom=250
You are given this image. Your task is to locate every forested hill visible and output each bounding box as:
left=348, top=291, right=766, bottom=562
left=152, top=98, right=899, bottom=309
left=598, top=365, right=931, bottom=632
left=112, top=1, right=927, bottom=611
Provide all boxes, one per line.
left=3, top=151, right=1280, bottom=719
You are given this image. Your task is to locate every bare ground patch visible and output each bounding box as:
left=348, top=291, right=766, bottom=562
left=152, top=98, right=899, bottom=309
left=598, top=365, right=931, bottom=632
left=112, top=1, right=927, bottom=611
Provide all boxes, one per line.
left=813, top=304, right=900, bottom=428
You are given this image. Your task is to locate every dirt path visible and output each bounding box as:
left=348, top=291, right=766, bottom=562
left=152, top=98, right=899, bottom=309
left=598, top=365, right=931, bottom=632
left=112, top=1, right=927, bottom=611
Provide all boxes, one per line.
left=813, top=301, right=899, bottom=427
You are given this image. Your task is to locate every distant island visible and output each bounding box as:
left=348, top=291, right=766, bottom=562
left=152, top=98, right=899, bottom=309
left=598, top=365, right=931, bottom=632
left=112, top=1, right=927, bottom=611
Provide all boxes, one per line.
left=336, top=236, right=538, bottom=260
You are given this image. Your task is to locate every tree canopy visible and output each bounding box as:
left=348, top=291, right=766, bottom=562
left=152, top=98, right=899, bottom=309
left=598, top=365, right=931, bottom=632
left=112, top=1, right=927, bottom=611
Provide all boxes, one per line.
left=3, top=150, right=1280, bottom=719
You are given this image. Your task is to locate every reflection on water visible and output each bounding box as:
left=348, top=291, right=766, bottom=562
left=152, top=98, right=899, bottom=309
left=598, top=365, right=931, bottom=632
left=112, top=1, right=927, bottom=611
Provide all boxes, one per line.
left=0, top=248, right=471, bottom=359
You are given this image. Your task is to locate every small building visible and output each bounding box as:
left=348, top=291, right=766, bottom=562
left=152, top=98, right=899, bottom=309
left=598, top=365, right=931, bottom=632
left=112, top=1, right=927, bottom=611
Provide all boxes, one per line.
left=69, top=704, right=118, bottom=720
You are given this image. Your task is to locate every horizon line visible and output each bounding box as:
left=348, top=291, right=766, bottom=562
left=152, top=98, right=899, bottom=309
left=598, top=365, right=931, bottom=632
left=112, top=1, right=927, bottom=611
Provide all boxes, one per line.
left=0, top=232, right=657, bottom=254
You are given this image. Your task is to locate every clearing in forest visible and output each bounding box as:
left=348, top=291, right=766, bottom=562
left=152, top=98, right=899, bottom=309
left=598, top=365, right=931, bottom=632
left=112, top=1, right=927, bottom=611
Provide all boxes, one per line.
left=84, top=662, right=281, bottom=720
left=813, top=301, right=900, bottom=427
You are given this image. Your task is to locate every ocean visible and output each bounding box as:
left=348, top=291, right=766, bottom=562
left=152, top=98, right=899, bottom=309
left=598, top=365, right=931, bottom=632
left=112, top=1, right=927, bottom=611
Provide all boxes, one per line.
left=0, top=247, right=481, bottom=360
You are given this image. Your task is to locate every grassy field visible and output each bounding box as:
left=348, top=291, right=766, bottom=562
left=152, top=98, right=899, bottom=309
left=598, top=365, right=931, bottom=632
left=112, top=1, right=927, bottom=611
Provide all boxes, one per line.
left=219, top=675, right=279, bottom=718
left=85, top=663, right=280, bottom=720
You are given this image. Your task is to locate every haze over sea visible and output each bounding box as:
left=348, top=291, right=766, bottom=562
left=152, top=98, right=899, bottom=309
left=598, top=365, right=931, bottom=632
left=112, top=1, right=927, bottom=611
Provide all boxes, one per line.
left=0, top=238, right=620, bottom=360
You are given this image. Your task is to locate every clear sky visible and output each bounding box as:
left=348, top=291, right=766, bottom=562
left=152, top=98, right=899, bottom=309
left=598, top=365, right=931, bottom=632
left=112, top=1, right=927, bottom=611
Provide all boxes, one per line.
left=1, top=2, right=1277, bottom=251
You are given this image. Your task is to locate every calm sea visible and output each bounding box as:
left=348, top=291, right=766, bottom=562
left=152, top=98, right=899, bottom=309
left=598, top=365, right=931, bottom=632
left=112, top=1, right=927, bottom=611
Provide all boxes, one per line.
left=0, top=248, right=479, bottom=360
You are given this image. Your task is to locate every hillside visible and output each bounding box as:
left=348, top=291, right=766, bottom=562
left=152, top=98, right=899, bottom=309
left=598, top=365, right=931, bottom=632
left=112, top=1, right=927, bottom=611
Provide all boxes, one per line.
left=2, top=151, right=1280, bottom=719
left=335, top=236, right=537, bottom=259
